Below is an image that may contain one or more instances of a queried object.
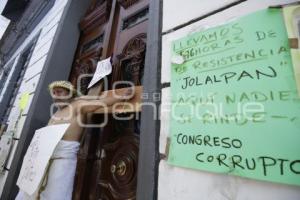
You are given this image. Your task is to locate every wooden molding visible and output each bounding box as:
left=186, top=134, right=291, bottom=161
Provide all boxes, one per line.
left=118, top=0, right=139, bottom=9
left=79, top=1, right=112, bottom=31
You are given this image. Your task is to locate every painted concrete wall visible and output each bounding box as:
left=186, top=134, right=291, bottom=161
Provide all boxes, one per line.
left=0, top=0, right=69, bottom=195
left=158, top=0, right=300, bottom=199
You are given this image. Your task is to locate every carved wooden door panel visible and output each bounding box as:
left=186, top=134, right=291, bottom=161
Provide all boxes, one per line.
left=89, top=0, right=149, bottom=199
left=68, top=0, right=149, bottom=199
left=110, top=0, right=149, bottom=88
left=68, top=1, right=113, bottom=199
left=90, top=119, right=140, bottom=200
left=69, top=0, right=112, bottom=94
left=96, top=0, right=149, bottom=200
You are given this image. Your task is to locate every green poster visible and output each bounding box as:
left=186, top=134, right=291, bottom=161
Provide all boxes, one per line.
left=168, top=8, right=300, bottom=186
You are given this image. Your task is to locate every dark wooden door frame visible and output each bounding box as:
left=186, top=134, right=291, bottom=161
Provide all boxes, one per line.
left=136, top=0, right=162, bottom=200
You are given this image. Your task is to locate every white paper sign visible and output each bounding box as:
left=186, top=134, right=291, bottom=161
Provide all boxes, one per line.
left=16, top=123, right=70, bottom=195
left=88, top=57, right=112, bottom=89
left=0, top=134, right=13, bottom=173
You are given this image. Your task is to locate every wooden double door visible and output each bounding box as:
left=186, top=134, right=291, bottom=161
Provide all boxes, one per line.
left=68, top=0, right=149, bottom=199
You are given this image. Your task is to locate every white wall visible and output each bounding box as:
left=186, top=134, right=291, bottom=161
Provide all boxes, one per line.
left=159, top=0, right=300, bottom=199
left=0, top=0, right=69, bottom=195
left=0, top=0, right=8, bottom=14
left=0, top=15, right=9, bottom=41
left=0, top=0, right=9, bottom=42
